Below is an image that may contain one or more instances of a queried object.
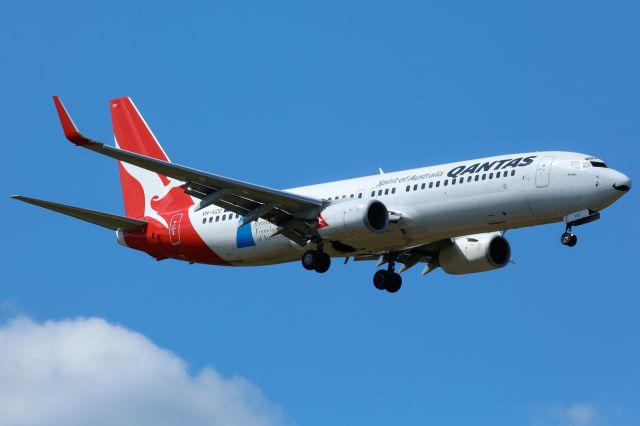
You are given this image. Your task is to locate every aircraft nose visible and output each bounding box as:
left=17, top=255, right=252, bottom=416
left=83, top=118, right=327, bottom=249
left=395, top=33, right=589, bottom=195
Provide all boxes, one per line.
left=613, top=173, right=631, bottom=192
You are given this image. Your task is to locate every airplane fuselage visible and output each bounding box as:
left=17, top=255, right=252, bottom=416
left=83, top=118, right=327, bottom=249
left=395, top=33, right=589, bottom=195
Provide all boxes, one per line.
left=166, top=151, right=628, bottom=266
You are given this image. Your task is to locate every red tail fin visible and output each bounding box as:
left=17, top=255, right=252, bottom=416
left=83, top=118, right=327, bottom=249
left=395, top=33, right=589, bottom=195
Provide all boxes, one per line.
left=110, top=98, right=193, bottom=223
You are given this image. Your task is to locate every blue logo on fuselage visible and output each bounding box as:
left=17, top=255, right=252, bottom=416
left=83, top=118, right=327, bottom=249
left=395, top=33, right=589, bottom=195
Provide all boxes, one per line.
left=236, top=218, right=256, bottom=248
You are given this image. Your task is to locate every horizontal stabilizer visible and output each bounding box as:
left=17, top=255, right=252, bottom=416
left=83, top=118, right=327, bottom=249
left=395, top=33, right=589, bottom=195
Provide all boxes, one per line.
left=11, top=195, right=147, bottom=231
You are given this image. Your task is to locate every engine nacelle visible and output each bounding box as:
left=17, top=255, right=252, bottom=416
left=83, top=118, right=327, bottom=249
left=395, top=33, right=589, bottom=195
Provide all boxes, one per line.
left=439, top=232, right=511, bottom=275
left=317, top=199, right=389, bottom=242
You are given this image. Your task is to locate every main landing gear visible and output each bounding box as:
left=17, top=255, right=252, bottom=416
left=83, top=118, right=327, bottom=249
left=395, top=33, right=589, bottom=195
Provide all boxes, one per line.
left=560, top=225, right=578, bottom=247
left=301, top=249, right=331, bottom=273
left=373, top=260, right=402, bottom=293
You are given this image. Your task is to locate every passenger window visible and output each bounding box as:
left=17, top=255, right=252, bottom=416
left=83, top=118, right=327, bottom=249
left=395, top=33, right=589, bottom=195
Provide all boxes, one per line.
left=436, top=181, right=440, bottom=187
left=358, top=193, right=363, bottom=199
left=209, top=217, right=213, bottom=223
left=496, top=172, right=501, bottom=178
left=444, top=180, right=448, bottom=186
left=216, top=216, right=220, bottom=222
left=222, top=215, right=226, bottom=221
left=384, top=189, right=389, bottom=195
left=371, top=191, right=375, bottom=197
left=202, top=218, right=206, bottom=224
left=413, top=184, right=418, bottom=191
left=482, top=174, right=486, bottom=180
left=342, top=195, right=346, bottom=199
left=406, top=185, right=410, bottom=192
left=489, top=173, right=493, bottom=179
left=378, top=190, right=383, bottom=196
left=391, top=188, right=396, bottom=194
left=350, top=194, right=354, bottom=198
left=421, top=183, right=426, bottom=189
left=467, top=176, right=472, bottom=182
left=475, top=175, right=479, bottom=181
left=429, top=182, right=433, bottom=188
left=511, top=170, right=515, bottom=176
left=452, top=178, right=456, bottom=185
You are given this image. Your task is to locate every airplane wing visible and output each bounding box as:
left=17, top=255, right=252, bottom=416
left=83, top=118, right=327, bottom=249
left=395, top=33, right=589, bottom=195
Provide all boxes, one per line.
left=53, top=97, right=325, bottom=245
left=354, top=232, right=510, bottom=276
left=12, top=195, right=148, bottom=231
left=353, top=239, right=448, bottom=274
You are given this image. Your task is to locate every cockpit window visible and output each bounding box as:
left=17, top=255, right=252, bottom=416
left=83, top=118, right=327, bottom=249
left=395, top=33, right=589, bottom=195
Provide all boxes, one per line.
left=590, top=161, right=608, bottom=168
left=583, top=162, right=591, bottom=169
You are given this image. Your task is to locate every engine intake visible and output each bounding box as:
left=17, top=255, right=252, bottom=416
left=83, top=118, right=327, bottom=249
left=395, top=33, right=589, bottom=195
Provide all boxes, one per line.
left=439, top=232, right=511, bottom=275
left=318, top=199, right=388, bottom=241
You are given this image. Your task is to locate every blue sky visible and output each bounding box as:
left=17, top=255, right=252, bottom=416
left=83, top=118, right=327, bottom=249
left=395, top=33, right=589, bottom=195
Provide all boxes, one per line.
left=1, top=1, right=639, bottom=425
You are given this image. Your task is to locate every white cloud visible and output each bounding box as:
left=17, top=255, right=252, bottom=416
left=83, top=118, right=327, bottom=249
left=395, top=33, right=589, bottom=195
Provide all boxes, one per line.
left=564, top=404, right=596, bottom=425
left=532, top=402, right=598, bottom=426
left=0, top=317, right=283, bottom=426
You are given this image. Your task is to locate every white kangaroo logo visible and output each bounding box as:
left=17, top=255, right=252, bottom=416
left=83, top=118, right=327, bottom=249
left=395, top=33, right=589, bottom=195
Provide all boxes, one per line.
left=116, top=140, right=184, bottom=228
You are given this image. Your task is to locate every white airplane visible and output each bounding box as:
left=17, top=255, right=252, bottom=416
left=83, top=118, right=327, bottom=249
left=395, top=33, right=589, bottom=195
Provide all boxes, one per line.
left=13, top=97, right=632, bottom=293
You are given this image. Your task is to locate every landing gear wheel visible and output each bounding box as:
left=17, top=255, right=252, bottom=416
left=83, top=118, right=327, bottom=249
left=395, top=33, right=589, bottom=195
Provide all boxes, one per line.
left=560, top=232, right=578, bottom=247
left=372, top=270, right=402, bottom=292
left=301, top=250, right=331, bottom=273
left=373, top=270, right=388, bottom=290
left=385, top=273, right=402, bottom=293
left=302, top=250, right=318, bottom=270
left=314, top=253, right=331, bottom=273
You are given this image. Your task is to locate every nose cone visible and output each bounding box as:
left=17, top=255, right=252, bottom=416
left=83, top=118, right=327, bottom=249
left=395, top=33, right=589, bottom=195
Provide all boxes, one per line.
left=613, top=174, right=632, bottom=192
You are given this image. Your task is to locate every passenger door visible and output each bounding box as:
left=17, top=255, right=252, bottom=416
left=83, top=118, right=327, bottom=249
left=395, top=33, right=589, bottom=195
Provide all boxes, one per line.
left=535, top=156, right=554, bottom=188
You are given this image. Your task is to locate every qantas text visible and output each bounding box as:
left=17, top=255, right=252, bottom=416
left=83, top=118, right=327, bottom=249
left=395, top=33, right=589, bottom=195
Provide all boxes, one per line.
left=447, top=156, right=537, bottom=178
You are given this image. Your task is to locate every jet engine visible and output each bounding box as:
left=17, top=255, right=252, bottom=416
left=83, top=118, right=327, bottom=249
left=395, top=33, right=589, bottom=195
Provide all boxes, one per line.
left=317, top=199, right=389, bottom=241
left=439, top=232, right=511, bottom=275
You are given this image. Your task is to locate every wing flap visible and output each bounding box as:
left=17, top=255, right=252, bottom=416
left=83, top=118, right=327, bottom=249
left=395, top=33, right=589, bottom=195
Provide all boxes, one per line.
left=12, top=195, right=148, bottom=231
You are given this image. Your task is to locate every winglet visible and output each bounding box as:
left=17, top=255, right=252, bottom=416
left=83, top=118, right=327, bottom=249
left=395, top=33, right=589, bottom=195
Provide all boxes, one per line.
left=52, top=96, right=95, bottom=146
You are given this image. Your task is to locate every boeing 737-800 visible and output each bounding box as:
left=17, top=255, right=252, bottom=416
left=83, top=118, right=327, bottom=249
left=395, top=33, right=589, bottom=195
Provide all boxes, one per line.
left=12, top=97, right=632, bottom=293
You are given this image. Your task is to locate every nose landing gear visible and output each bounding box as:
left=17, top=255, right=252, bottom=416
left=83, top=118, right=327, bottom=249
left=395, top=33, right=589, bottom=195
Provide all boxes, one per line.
left=560, top=231, right=577, bottom=247
left=560, top=209, right=601, bottom=247
left=372, top=258, right=402, bottom=293
left=560, top=225, right=578, bottom=247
